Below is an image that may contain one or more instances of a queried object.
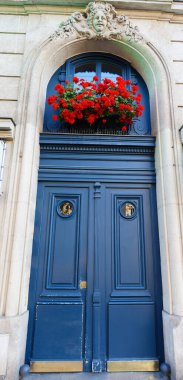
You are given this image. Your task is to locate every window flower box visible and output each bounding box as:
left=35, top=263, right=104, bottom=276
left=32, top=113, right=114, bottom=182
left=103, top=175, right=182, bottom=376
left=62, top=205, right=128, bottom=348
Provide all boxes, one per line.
left=47, top=76, right=144, bottom=135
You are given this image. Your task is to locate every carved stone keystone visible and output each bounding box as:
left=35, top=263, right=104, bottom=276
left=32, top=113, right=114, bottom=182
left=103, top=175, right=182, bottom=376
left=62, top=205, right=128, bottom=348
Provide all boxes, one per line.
left=50, top=1, right=143, bottom=42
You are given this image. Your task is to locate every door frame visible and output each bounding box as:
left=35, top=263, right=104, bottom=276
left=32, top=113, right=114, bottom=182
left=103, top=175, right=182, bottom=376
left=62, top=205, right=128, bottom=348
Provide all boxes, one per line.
left=25, top=133, right=164, bottom=373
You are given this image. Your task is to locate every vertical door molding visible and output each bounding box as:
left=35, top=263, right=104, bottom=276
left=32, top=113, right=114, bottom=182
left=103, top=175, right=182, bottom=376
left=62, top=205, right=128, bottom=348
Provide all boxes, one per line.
left=92, top=181, right=103, bottom=373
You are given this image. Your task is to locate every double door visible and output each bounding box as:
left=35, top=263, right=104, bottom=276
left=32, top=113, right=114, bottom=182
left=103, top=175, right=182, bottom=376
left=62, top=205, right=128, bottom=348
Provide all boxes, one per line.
left=26, top=178, right=163, bottom=373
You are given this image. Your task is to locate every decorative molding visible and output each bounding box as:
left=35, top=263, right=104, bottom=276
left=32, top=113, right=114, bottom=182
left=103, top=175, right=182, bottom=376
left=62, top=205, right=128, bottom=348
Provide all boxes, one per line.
left=50, top=1, right=143, bottom=43
left=41, top=145, right=154, bottom=154
left=40, top=133, right=155, bottom=146
left=1, top=6, right=183, bottom=18
left=40, top=143, right=154, bottom=155
left=179, top=125, right=183, bottom=144
left=0, top=118, right=16, bottom=141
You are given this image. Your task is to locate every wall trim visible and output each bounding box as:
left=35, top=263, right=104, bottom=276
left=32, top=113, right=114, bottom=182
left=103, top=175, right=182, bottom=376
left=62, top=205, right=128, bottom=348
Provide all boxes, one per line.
left=0, top=118, right=15, bottom=141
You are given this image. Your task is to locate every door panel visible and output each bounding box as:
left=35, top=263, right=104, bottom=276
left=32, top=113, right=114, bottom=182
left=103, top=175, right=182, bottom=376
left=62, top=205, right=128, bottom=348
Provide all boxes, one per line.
left=105, top=186, right=158, bottom=364
left=32, top=304, right=83, bottom=360
left=113, top=196, right=145, bottom=289
left=29, top=184, right=90, bottom=368
left=46, top=195, right=82, bottom=289
left=108, top=303, right=156, bottom=358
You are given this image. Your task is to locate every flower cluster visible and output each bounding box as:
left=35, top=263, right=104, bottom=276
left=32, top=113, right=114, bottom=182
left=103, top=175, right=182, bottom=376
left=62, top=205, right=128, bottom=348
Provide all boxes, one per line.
left=47, top=75, right=144, bottom=133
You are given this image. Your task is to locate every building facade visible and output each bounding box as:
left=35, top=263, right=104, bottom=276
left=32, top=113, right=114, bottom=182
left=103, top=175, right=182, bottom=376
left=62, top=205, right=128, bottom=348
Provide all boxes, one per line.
left=0, top=0, right=183, bottom=379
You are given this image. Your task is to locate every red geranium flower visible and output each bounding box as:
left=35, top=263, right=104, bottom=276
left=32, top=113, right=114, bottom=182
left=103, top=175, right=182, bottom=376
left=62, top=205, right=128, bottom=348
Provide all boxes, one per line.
left=47, top=95, right=57, bottom=105
left=132, top=85, right=139, bottom=94
left=54, top=84, right=62, bottom=91
left=73, top=76, right=79, bottom=84
left=52, top=103, right=59, bottom=110
left=52, top=115, right=58, bottom=121
left=87, top=114, right=95, bottom=124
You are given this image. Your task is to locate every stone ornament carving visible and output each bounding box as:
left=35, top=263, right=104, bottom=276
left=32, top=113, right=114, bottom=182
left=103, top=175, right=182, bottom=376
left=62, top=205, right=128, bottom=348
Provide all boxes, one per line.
left=50, top=1, right=143, bottom=42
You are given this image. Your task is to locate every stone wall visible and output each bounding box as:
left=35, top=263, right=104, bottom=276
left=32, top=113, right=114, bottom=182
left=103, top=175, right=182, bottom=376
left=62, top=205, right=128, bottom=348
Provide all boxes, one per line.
left=0, top=9, right=183, bottom=126
left=0, top=3, right=183, bottom=380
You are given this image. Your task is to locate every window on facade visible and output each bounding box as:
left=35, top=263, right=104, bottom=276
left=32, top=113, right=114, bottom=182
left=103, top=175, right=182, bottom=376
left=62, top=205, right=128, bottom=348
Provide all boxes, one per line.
left=74, top=61, right=122, bottom=82
left=101, top=63, right=122, bottom=81
left=44, top=53, right=151, bottom=135
left=75, top=63, right=96, bottom=82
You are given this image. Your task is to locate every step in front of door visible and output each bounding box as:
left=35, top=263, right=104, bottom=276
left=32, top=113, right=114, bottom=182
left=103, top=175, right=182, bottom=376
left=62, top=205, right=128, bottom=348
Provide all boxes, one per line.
left=25, top=372, right=164, bottom=380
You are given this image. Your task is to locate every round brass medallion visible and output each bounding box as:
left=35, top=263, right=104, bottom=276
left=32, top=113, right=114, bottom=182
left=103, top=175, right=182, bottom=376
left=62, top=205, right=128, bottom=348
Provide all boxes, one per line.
left=120, top=202, right=136, bottom=219
left=59, top=201, right=74, bottom=217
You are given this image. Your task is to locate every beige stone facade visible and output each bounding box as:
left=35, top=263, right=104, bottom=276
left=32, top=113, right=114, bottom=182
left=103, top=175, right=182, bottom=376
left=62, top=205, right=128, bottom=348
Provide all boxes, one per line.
left=0, top=1, right=183, bottom=379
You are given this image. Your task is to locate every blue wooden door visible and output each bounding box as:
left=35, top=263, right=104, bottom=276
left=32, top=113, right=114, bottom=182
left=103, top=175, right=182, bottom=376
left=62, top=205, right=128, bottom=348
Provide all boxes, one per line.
left=26, top=135, right=163, bottom=373
left=105, top=184, right=161, bottom=371
left=26, top=183, right=94, bottom=372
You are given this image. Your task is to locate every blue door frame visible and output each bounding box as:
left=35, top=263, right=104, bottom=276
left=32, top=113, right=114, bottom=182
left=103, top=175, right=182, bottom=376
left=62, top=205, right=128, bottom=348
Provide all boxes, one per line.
left=26, top=134, right=164, bottom=373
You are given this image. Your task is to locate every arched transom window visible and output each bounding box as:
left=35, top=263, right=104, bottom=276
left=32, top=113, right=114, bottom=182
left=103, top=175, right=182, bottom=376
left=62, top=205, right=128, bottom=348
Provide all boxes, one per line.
left=44, top=53, right=151, bottom=135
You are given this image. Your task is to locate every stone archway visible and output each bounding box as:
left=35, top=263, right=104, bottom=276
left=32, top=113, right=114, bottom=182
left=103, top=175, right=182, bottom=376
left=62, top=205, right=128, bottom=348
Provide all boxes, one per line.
left=3, top=2, right=183, bottom=379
